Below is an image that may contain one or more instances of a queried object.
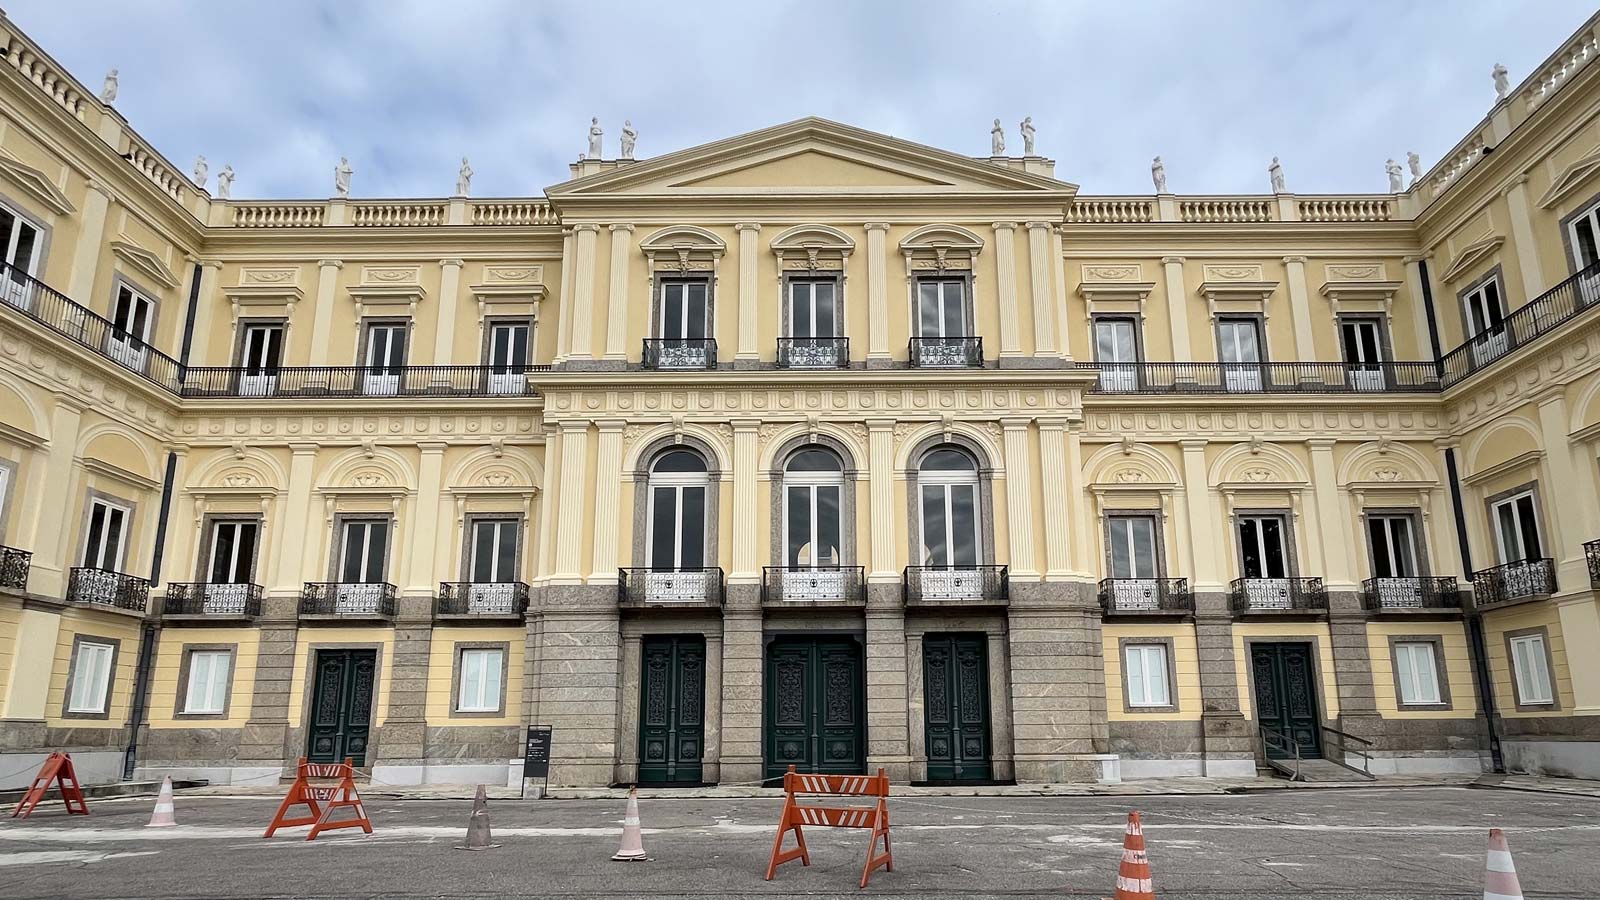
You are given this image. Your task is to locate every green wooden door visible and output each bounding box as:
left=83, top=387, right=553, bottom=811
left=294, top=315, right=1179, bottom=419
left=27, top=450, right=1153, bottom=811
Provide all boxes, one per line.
left=922, top=634, right=993, bottom=782
left=1250, top=642, right=1322, bottom=759
left=307, top=649, right=376, bottom=765
left=637, top=635, right=706, bottom=785
left=764, top=637, right=864, bottom=780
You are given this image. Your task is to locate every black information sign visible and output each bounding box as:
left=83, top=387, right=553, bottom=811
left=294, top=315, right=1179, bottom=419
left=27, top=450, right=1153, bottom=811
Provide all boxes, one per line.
left=523, top=725, right=553, bottom=784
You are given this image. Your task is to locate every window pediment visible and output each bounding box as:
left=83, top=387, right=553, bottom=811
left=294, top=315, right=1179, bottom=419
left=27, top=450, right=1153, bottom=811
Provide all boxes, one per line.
left=771, top=223, right=854, bottom=271
left=639, top=224, right=725, bottom=275
left=110, top=240, right=180, bottom=290
left=1439, top=235, right=1505, bottom=283
left=0, top=154, right=74, bottom=215
left=900, top=224, right=983, bottom=272
left=1537, top=145, right=1600, bottom=210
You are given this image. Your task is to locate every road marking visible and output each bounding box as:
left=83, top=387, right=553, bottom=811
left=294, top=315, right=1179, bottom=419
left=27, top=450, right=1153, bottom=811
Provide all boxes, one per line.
left=0, top=850, right=160, bottom=867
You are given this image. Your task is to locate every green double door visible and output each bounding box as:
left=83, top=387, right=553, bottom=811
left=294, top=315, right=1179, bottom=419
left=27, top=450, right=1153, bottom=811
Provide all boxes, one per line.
left=764, top=637, right=865, bottom=780
left=1250, top=642, right=1322, bottom=759
left=637, top=636, right=706, bottom=785
left=307, top=649, right=376, bottom=765
left=921, top=634, right=993, bottom=782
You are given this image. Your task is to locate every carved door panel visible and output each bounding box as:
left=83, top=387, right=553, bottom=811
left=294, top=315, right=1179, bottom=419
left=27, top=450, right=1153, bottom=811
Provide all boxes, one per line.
left=763, top=637, right=863, bottom=780
left=307, top=649, right=376, bottom=765
left=1251, top=642, right=1321, bottom=759
left=922, top=634, right=993, bottom=782
left=637, top=636, right=705, bottom=785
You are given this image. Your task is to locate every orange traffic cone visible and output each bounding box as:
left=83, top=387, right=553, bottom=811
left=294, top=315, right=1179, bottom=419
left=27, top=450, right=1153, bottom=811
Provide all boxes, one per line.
left=611, top=787, right=647, bottom=861
left=1484, top=828, right=1524, bottom=900
left=1113, top=811, right=1154, bottom=899
left=146, top=776, right=177, bottom=828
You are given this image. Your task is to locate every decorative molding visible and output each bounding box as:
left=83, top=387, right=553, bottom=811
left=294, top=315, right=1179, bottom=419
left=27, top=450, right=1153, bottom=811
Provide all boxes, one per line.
left=349, top=267, right=426, bottom=317
left=80, top=457, right=162, bottom=492
left=1439, top=235, right=1505, bottom=283
left=1535, top=144, right=1600, bottom=209
left=0, top=154, right=75, bottom=215
left=109, top=240, right=180, bottom=289
left=1460, top=448, right=1545, bottom=486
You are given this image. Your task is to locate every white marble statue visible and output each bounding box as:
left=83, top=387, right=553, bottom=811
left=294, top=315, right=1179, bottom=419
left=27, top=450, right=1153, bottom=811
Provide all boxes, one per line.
left=334, top=156, right=353, bottom=198
left=100, top=69, right=118, bottom=103
left=1407, top=151, right=1422, bottom=183
left=1268, top=156, right=1286, bottom=193
left=455, top=157, right=473, bottom=196
left=216, top=165, right=234, bottom=200
left=1151, top=156, right=1168, bottom=193
left=1020, top=117, right=1035, bottom=155
left=621, top=120, right=637, bottom=160
left=588, top=117, right=604, bottom=159
left=1385, top=158, right=1404, bottom=192
left=192, top=155, right=208, bottom=188
left=990, top=118, right=1005, bottom=156
left=1493, top=63, right=1510, bottom=101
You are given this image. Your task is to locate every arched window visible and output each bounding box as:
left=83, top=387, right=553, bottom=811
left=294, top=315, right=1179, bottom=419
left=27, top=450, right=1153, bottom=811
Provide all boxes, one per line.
left=918, top=445, right=980, bottom=568
left=782, top=446, right=844, bottom=567
left=647, top=449, right=709, bottom=570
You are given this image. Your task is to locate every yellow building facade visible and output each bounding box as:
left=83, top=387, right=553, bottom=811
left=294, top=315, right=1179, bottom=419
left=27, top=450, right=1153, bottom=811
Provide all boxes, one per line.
left=1, top=12, right=1598, bottom=788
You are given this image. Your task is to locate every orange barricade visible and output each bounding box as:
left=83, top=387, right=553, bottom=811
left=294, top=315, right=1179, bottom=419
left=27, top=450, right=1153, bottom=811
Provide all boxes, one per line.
left=765, top=765, right=893, bottom=889
left=263, top=757, right=373, bottom=841
left=10, top=752, right=89, bottom=819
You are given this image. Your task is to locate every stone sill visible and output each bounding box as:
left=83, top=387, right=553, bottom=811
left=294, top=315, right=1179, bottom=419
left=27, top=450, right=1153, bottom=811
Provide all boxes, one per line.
left=1468, top=593, right=1553, bottom=614
left=903, top=598, right=1010, bottom=610
left=431, top=613, right=527, bottom=625
left=65, top=600, right=150, bottom=620
left=1363, top=606, right=1465, bottom=619
left=616, top=600, right=722, bottom=612
left=1230, top=608, right=1330, bottom=620
left=761, top=598, right=868, bottom=611
left=1100, top=608, right=1195, bottom=620
left=297, top=613, right=394, bottom=625
left=160, top=613, right=258, bottom=626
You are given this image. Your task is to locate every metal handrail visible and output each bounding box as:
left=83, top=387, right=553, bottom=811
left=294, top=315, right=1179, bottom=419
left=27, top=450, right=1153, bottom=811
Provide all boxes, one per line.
left=1586, top=539, right=1600, bottom=589
left=901, top=564, right=1009, bottom=604
left=436, top=581, right=531, bottom=617
left=162, top=582, right=264, bottom=617
left=760, top=565, right=865, bottom=603
left=180, top=365, right=548, bottom=398
left=298, top=581, right=398, bottom=617
left=1359, top=576, right=1461, bottom=611
left=1441, top=259, right=1600, bottom=385
left=1258, top=725, right=1302, bottom=781
left=1228, top=577, right=1328, bottom=612
left=1319, top=726, right=1376, bottom=779
left=1097, top=577, right=1193, bottom=614
left=641, top=338, right=718, bottom=370
left=67, top=566, right=151, bottom=611
left=1082, top=361, right=1441, bottom=394
left=1470, top=558, right=1557, bottom=606
left=616, top=567, right=725, bottom=605
left=0, top=545, right=30, bottom=590
left=908, top=336, right=984, bottom=368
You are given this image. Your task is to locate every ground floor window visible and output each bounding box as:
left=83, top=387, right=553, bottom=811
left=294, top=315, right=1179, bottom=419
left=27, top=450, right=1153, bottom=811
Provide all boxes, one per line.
left=1508, top=633, right=1554, bottom=706
left=1392, top=641, right=1441, bottom=706
left=1124, top=643, right=1171, bottom=708
left=182, top=649, right=233, bottom=715
left=67, top=640, right=115, bottom=714
left=456, top=647, right=504, bottom=713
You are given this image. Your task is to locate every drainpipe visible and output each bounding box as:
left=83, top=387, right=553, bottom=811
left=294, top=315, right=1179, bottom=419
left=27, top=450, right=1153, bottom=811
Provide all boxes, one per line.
left=1417, top=259, right=1444, bottom=369
left=124, top=451, right=177, bottom=780
left=1445, top=447, right=1503, bottom=772
left=177, top=261, right=202, bottom=369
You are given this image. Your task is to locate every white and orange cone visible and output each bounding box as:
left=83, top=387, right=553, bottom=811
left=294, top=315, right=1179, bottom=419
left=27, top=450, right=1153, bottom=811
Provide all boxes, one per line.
left=610, top=787, right=647, bottom=861
left=146, top=776, right=177, bottom=828
left=1113, top=811, right=1154, bottom=900
left=1484, top=828, right=1524, bottom=900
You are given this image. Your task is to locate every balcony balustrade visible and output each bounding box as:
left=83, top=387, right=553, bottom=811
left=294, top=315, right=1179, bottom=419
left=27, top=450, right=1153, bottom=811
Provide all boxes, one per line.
left=299, top=581, right=397, bottom=618
left=1098, top=577, right=1193, bottom=615
left=1084, top=361, right=1441, bottom=394
left=761, top=566, right=865, bottom=604
left=1359, top=576, right=1461, bottom=612
left=642, top=338, right=717, bottom=370
left=617, top=567, right=725, bottom=606
left=0, top=546, right=31, bottom=590
left=436, top=581, right=530, bottom=619
left=1441, top=260, right=1600, bottom=385
left=67, top=566, right=150, bottom=612
left=1470, top=559, right=1556, bottom=608
left=776, top=337, right=849, bottom=369
left=902, top=565, right=1009, bottom=606
left=1587, top=540, right=1600, bottom=589
left=1229, top=577, right=1328, bottom=613
left=908, top=336, right=984, bottom=368
left=180, top=365, right=547, bottom=398
left=162, top=582, right=264, bottom=618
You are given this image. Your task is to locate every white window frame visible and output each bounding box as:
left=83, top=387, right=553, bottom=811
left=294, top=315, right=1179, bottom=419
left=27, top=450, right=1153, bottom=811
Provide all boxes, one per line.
left=182, top=649, right=233, bottom=715
left=1237, top=514, right=1290, bottom=579
left=645, top=457, right=709, bottom=571
left=1106, top=514, right=1159, bottom=579
left=658, top=279, right=710, bottom=340
left=1393, top=641, right=1442, bottom=706
left=782, top=451, right=845, bottom=568
left=82, top=497, right=132, bottom=572
left=1462, top=277, right=1506, bottom=338
left=917, top=453, right=982, bottom=568
left=456, top=647, right=504, bottom=713
left=1124, top=643, right=1172, bottom=708
left=788, top=279, right=839, bottom=339
left=914, top=278, right=969, bottom=338
left=468, top=518, right=520, bottom=583
left=1367, top=514, right=1418, bottom=578
left=0, top=201, right=42, bottom=275
left=338, top=519, right=389, bottom=584
left=1566, top=197, right=1600, bottom=271
left=1490, top=491, right=1542, bottom=565
left=67, top=640, right=115, bottom=714
left=206, top=519, right=258, bottom=585
left=1508, top=633, right=1554, bottom=705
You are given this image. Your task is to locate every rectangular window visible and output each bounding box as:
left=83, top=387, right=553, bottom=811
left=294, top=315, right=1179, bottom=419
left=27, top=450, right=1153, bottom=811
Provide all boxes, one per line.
left=1508, top=633, right=1554, bottom=705
left=182, top=649, right=232, bottom=714
left=1366, top=514, right=1418, bottom=578
left=238, top=322, right=284, bottom=374
left=1093, top=317, right=1139, bottom=391
left=659, top=279, right=709, bottom=339
left=1124, top=644, right=1171, bottom=708
left=107, top=283, right=155, bottom=370
left=1106, top=515, right=1158, bottom=579
left=83, top=497, right=131, bottom=571
left=916, top=278, right=967, bottom=337
left=1491, top=491, right=1542, bottom=564
left=1340, top=317, right=1387, bottom=391
left=1237, top=515, right=1289, bottom=579
left=1462, top=277, right=1506, bottom=337
left=0, top=463, right=10, bottom=526
left=1568, top=198, right=1600, bottom=270
left=1393, top=641, right=1442, bottom=705
left=339, top=520, right=389, bottom=583
left=789, top=279, right=838, bottom=338
left=0, top=203, right=41, bottom=274
left=1217, top=317, right=1263, bottom=391
left=469, top=519, right=520, bottom=583
left=207, top=520, right=259, bottom=584
left=456, top=647, right=504, bottom=713
left=67, top=641, right=114, bottom=713
left=487, top=321, right=530, bottom=370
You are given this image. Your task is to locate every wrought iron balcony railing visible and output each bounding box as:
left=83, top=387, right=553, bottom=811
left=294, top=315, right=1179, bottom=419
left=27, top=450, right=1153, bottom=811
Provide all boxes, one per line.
left=162, top=582, right=264, bottom=617
left=1098, top=577, right=1193, bottom=614
left=1084, top=361, right=1441, bottom=394
left=1, top=262, right=184, bottom=393
left=179, top=365, right=547, bottom=398
left=298, top=581, right=397, bottom=617
left=67, top=566, right=151, bottom=612
left=1588, top=540, right=1600, bottom=589
left=642, top=338, right=717, bottom=370
left=1470, top=559, right=1556, bottom=607
left=0, top=546, right=30, bottom=590
left=1359, top=576, right=1461, bottom=612
left=1229, top=577, right=1328, bottom=613
left=908, top=336, right=983, bottom=368
left=1441, top=260, right=1600, bottom=386
left=776, top=337, right=849, bottom=369
left=617, top=567, right=725, bottom=605
left=761, top=566, right=865, bottom=604
left=436, top=581, right=530, bottom=618
left=902, top=565, right=1009, bottom=605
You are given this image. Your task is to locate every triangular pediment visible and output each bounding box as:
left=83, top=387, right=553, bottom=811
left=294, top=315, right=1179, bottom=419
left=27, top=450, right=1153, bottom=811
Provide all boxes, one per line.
left=546, top=118, right=1076, bottom=199
left=1537, top=144, right=1600, bottom=209
left=0, top=154, right=75, bottom=216
left=1440, top=235, right=1505, bottom=283
left=110, top=240, right=180, bottom=289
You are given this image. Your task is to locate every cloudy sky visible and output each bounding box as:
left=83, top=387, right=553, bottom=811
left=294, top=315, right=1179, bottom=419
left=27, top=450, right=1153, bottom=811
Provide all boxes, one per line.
left=10, top=1, right=1598, bottom=199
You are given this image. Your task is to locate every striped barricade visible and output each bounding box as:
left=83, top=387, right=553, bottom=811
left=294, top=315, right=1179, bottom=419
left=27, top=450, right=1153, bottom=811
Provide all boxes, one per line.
left=765, top=765, right=893, bottom=889
left=263, top=756, right=374, bottom=841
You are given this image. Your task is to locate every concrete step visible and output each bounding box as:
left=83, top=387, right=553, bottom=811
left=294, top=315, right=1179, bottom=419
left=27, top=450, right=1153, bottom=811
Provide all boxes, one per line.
left=1290, top=758, right=1374, bottom=782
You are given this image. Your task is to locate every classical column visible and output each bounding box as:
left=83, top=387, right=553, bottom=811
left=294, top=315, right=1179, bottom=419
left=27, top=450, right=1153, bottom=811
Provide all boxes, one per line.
left=406, top=443, right=446, bottom=595
left=556, top=228, right=575, bottom=362
left=569, top=225, right=600, bottom=360
left=431, top=258, right=464, bottom=365
left=1307, top=439, right=1351, bottom=588
left=992, top=222, right=1022, bottom=359
left=590, top=420, right=627, bottom=582
left=734, top=223, right=762, bottom=362
left=731, top=420, right=760, bottom=583
left=271, top=443, right=320, bottom=595
left=867, top=419, right=897, bottom=581
left=1051, top=226, right=1073, bottom=358
left=66, top=181, right=112, bottom=302
left=1025, top=222, right=1058, bottom=357
left=1503, top=175, right=1546, bottom=304
left=551, top=421, right=590, bottom=583
left=865, top=223, right=891, bottom=363
left=1162, top=257, right=1192, bottom=360
left=1064, top=422, right=1091, bottom=574
left=185, top=260, right=224, bottom=366
left=533, top=426, right=561, bottom=583
left=1037, top=418, right=1072, bottom=579
left=1536, top=390, right=1592, bottom=588
left=1179, top=440, right=1218, bottom=589
left=604, top=224, right=635, bottom=360
left=24, top=398, right=84, bottom=596
left=307, top=260, right=343, bottom=366
left=1282, top=256, right=1317, bottom=362
left=1001, top=418, right=1037, bottom=577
